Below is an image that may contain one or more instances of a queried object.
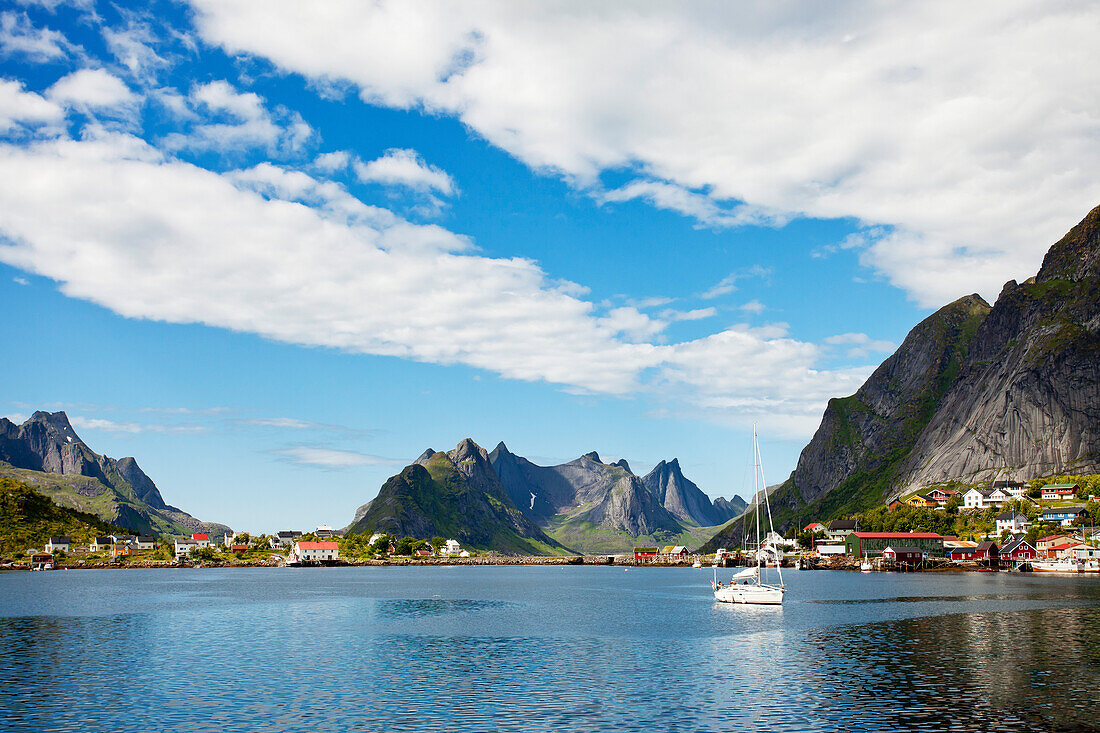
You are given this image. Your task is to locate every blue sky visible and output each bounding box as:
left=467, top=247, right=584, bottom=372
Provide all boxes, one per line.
left=1, top=1, right=1097, bottom=532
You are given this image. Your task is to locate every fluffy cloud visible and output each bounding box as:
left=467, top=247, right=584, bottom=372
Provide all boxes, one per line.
left=354, top=148, right=456, bottom=196
left=189, top=0, right=1100, bottom=306
left=162, top=80, right=313, bottom=154
left=47, top=68, right=137, bottom=110
left=0, top=133, right=878, bottom=434
left=600, top=180, right=781, bottom=230
left=0, top=11, right=73, bottom=61
left=0, top=79, right=63, bottom=133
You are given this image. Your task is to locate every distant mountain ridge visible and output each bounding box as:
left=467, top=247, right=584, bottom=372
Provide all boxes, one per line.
left=347, top=439, right=571, bottom=555
left=702, top=203, right=1100, bottom=548
left=0, top=411, right=228, bottom=538
left=347, top=439, right=747, bottom=555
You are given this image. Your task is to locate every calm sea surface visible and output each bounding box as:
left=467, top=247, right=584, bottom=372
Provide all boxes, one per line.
left=1, top=566, right=1099, bottom=732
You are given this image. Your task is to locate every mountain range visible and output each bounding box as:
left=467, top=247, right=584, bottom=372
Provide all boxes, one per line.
left=0, top=411, right=228, bottom=538
left=349, top=440, right=747, bottom=554
left=703, top=203, right=1100, bottom=548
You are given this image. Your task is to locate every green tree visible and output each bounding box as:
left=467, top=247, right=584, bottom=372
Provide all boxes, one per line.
left=430, top=536, right=446, bottom=550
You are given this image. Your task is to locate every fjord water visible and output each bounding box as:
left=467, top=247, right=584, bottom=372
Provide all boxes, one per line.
left=1, top=568, right=1098, bottom=732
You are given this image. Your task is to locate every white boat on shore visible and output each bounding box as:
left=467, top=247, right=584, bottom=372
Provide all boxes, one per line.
left=712, top=426, right=785, bottom=606
left=1032, top=559, right=1083, bottom=573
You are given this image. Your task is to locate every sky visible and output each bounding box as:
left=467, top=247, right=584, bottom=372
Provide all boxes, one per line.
left=1, top=1, right=1097, bottom=533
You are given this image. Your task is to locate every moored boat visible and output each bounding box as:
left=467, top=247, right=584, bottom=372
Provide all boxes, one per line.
left=712, top=426, right=785, bottom=606
left=1032, top=559, right=1083, bottom=573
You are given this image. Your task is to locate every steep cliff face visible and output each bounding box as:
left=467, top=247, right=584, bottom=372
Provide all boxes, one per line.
left=348, top=439, right=571, bottom=555
left=490, top=446, right=683, bottom=534
left=0, top=411, right=227, bottom=537
left=703, top=204, right=1100, bottom=546
left=776, top=293, right=992, bottom=518
left=898, top=205, right=1100, bottom=488
left=641, top=459, right=739, bottom=526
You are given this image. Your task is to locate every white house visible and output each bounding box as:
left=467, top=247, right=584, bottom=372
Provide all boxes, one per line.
left=962, top=487, right=1004, bottom=509
left=191, top=533, right=210, bottom=548
left=174, top=539, right=198, bottom=558
left=442, top=539, right=461, bottom=556
left=45, top=537, right=70, bottom=553
left=291, top=540, right=339, bottom=563
left=1041, top=483, right=1078, bottom=501
left=996, top=512, right=1030, bottom=535
left=134, top=536, right=156, bottom=551
left=91, top=536, right=114, bottom=552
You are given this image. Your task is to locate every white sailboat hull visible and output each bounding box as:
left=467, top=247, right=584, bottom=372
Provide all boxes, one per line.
left=713, top=583, right=784, bottom=605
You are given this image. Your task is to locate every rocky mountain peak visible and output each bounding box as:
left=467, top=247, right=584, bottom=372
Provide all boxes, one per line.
left=1037, top=203, right=1100, bottom=283
left=581, top=451, right=601, bottom=463
left=611, top=458, right=632, bottom=473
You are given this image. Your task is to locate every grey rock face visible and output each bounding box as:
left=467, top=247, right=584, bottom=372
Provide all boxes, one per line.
left=642, top=458, right=723, bottom=526
left=489, top=444, right=683, bottom=534
left=897, top=206, right=1100, bottom=489
left=0, top=410, right=227, bottom=536
left=772, top=204, right=1100, bottom=522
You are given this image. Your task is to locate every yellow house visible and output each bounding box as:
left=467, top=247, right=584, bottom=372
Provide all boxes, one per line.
left=905, top=494, right=938, bottom=508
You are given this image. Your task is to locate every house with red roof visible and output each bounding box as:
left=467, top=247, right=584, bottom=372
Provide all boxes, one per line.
left=291, top=540, right=339, bottom=563
left=191, top=533, right=210, bottom=549
left=803, top=522, right=827, bottom=534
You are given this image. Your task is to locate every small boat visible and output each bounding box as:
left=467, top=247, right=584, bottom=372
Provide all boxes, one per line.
left=692, top=560, right=702, bottom=568
left=712, top=426, right=785, bottom=606
left=1032, top=559, right=1083, bottom=573
left=860, top=554, right=873, bottom=572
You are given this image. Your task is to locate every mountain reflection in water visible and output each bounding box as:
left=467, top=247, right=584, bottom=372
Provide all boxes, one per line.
left=0, top=567, right=1097, bottom=732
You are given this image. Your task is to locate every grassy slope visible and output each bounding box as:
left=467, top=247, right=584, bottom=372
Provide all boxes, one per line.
left=0, top=463, right=193, bottom=537
left=351, top=456, right=573, bottom=556
left=0, top=478, right=133, bottom=556
left=544, top=509, right=720, bottom=554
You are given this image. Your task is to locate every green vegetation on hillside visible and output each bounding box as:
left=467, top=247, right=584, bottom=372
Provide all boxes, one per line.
left=0, top=478, right=133, bottom=556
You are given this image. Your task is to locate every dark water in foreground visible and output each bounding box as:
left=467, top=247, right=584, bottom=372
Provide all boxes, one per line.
left=1, top=566, right=1099, bottom=732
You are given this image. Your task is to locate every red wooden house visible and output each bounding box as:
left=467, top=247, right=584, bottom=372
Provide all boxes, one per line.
left=999, top=536, right=1037, bottom=561
left=950, top=541, right=998, bottom=561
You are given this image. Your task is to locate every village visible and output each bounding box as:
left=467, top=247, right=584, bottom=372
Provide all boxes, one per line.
left=12, top=477, right=1100, bottom=573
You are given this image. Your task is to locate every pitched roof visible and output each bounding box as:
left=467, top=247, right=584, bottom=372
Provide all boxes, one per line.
left=1043, top=483, right=1079, bottom=490
left=48, top=536, right=70, bottom=543
left=829, top=520, right=858, bottom=530
left=851, top=532, right=943, bottom=539
left=884, top=546, right=924, bottom=554
left=191, top=533, right=208, bottom=541
left=975, top=541, right=998, bottom=551
left=94, top=536, right=112, bottom=544
left=996, top=512, right=1026, bottom=521
left=296, top=541, right=338, bottom=550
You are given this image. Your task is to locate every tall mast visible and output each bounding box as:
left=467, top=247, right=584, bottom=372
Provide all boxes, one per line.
left=756, top=425, right=784, bottom=588
left=754, top=424, right=761, bottom=572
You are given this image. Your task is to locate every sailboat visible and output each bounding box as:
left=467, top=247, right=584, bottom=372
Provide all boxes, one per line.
left=712, top=426, right=786, bottom=605
left=860, top=553, right=873, bottom=572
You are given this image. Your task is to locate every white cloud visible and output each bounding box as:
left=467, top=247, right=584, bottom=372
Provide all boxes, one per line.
left=47, top=68, right=137, bottom=110
left=162, top=80, right=313, bottom=155
left=69, top=416, right=206, bottom=434
left=0, top=79, right=63, bottom=133
left=0, top=134, right=663, bottom=396
left=699, top=266, right=770, bottom=300
left=739, top=300, right=766, bottom=315
left=13, top=276, right=28, bottom=285
left=2, top=412, right=28, bottom=424
left=354, top=148, right=456, bottom=196
left=600, top=180, right=782, bottom=229
left=189, top=1, right=1100, bottom=307
left=0, top=11, right=73, bottom=61
left=275, top=446, right=393, bottom=468
left=660, top=307, right=716, bottom=322
left=0, top=133, right=877, bottom=437
left=102, top=20, right=169, bottom=81
left=824, top=332, right=896, bottom=359
left=660, top=324, right=874, bottom=438
left=314, top=150, right=350, bottom=172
